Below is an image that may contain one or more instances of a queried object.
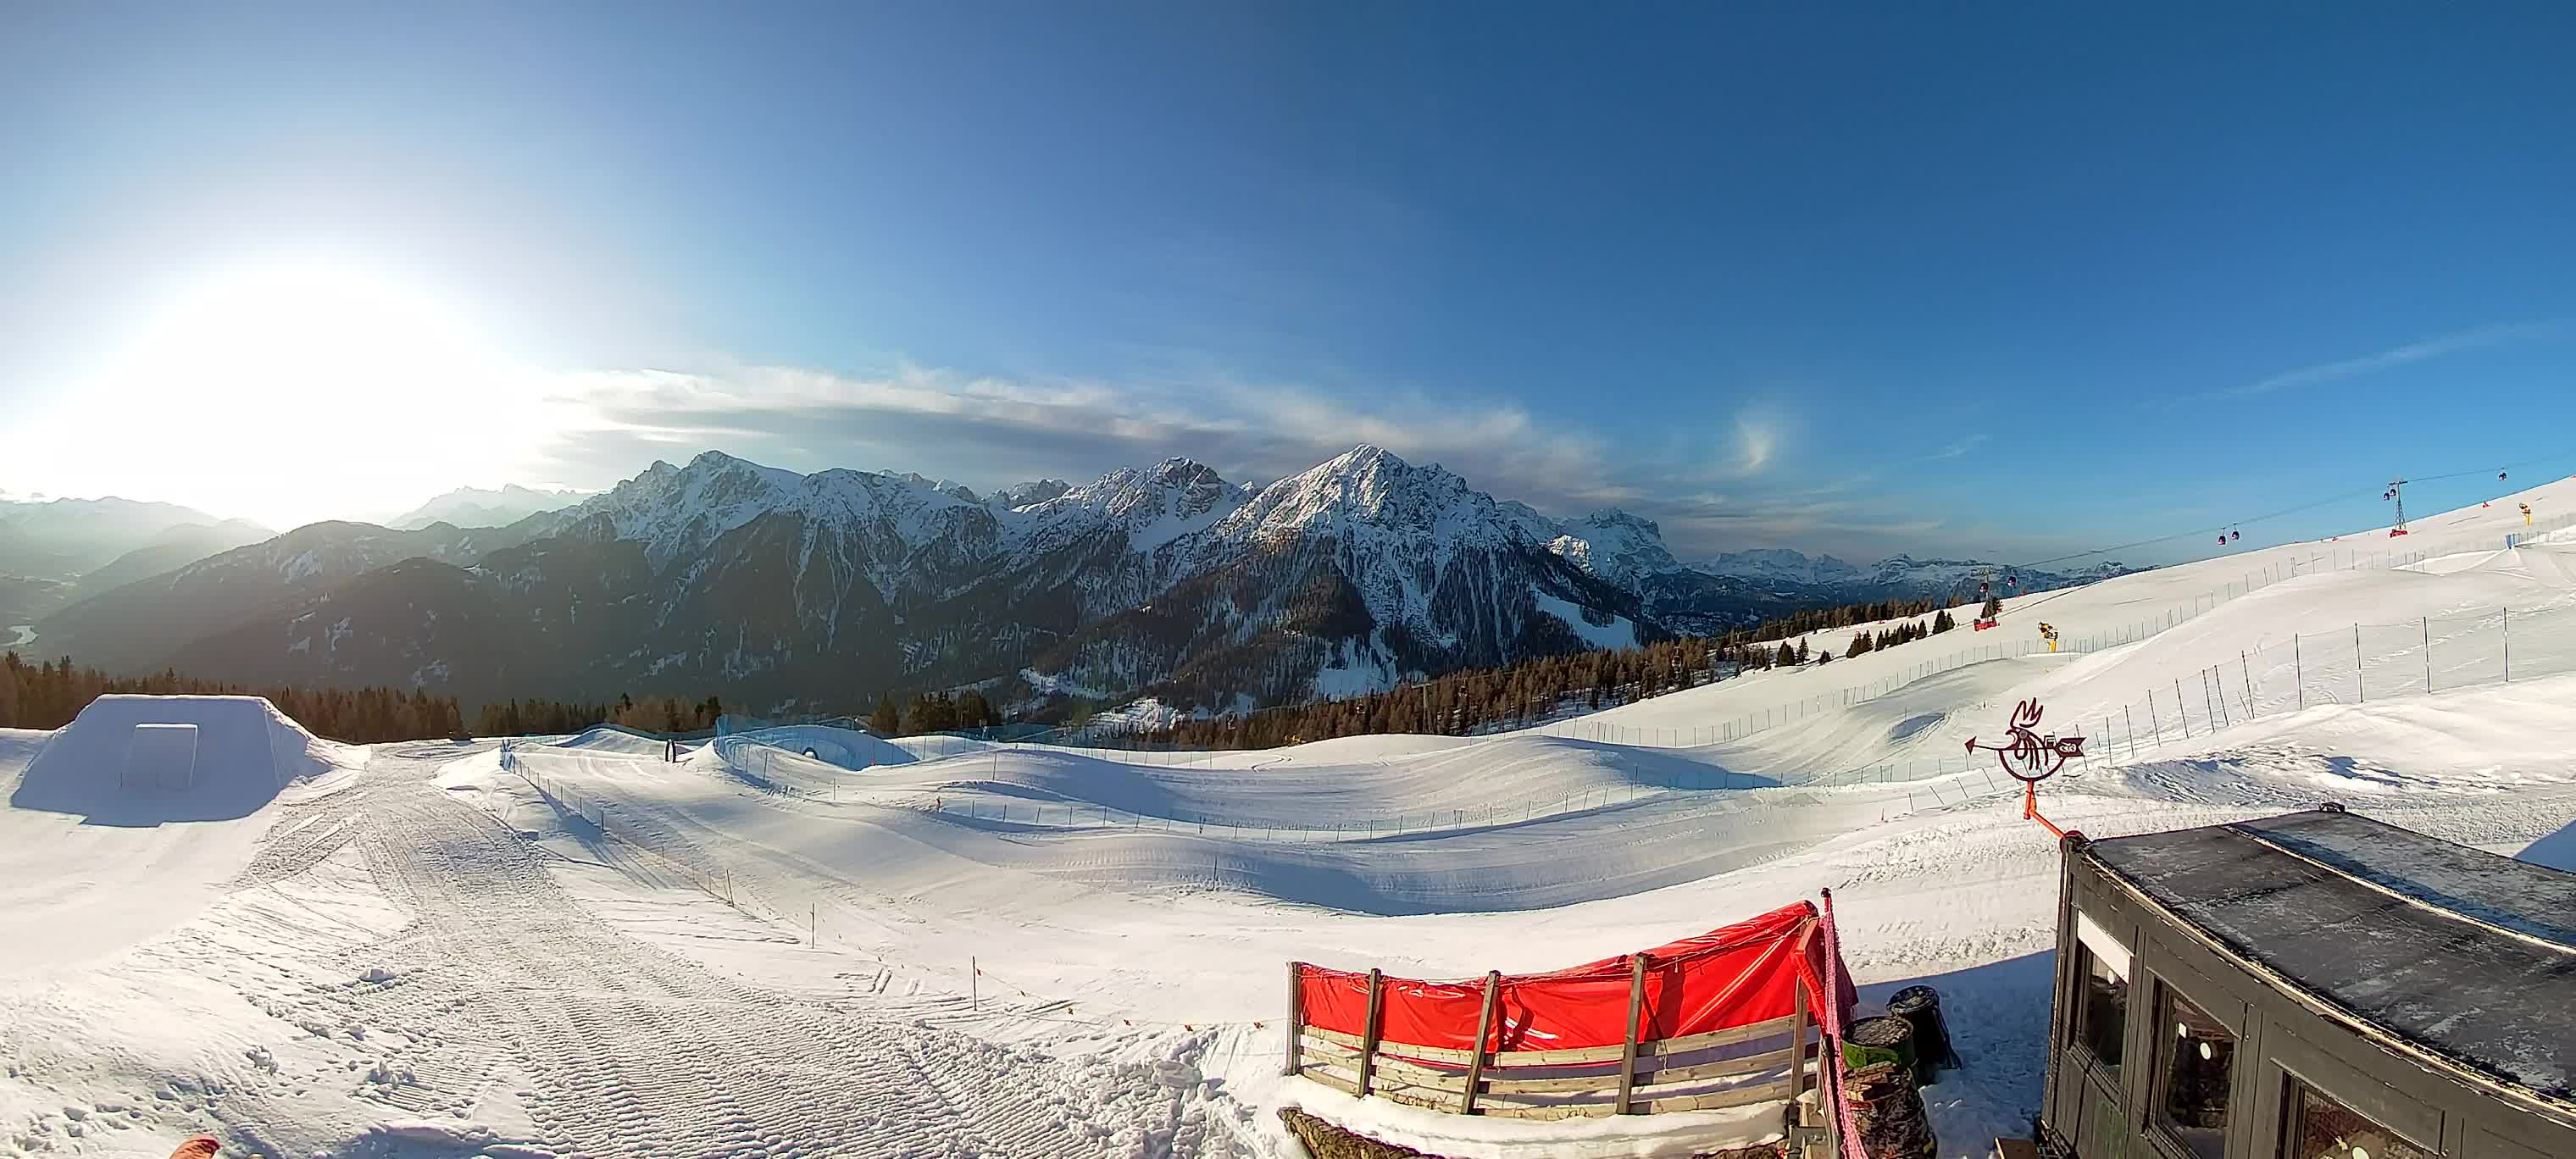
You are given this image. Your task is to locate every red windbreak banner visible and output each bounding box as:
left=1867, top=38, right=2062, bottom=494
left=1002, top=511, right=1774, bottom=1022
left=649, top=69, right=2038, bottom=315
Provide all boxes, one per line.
left=1298, top=901, right=1845, bottom=1053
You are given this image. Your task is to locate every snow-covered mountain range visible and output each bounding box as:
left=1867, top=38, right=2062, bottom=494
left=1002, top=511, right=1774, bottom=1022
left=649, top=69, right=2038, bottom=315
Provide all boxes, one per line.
left=388, top=484, right=588, bottom=530
left=27, top=446, right=2131, bottom=713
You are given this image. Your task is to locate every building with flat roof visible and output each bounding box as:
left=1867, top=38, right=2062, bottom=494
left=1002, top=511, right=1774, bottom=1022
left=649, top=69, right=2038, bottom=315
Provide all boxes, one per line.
left=2039, top=807, right=2576, bottom=1159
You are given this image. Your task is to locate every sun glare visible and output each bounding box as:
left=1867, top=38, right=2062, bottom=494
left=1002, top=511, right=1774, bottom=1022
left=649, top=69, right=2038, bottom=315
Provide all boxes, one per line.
left=62, top=263, right=572, bottom=528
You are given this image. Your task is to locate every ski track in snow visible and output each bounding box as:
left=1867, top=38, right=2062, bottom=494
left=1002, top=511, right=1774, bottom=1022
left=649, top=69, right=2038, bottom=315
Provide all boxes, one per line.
left=343, top=760, right=1223, bottom=1158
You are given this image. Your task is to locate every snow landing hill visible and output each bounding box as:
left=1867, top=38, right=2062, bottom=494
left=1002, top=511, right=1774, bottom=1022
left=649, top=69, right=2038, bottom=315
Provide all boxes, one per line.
left=25, top=446, right=2122, bottom=713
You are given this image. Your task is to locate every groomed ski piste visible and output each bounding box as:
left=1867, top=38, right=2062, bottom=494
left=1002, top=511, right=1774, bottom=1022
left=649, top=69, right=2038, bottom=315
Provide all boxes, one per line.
left=9, top=483, right=2576, bottom=1158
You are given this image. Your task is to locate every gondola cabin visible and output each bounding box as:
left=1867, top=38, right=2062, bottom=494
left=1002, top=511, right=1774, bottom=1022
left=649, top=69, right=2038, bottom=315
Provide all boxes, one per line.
left=2037, top=808, right=2576, bottom=1159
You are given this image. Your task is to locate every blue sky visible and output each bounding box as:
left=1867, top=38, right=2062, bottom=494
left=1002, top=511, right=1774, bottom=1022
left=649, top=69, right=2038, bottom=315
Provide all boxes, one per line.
left=2, top=3, right=2570, bottom=563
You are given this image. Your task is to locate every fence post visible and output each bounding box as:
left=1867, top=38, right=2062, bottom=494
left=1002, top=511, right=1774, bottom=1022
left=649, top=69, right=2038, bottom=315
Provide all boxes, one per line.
left=2124, top=706, right=2137, bottom=759
left=1285, top=962, right=1305, bottom=1077
left=2423, top=617, right=2433, bottom=693
left=2148, top=692, right=2162, bottom=747
left=1615, top=952, right=1651, bottom=1114
left=2294, top=634, right=2306, bottom=710
left=2503, top=607, right=2511, bottom=680
left=2174, top=679, right=2190, bottom=735
left=2241, top=652, right=2257, bottom=717
left=2354, top=624, right=2365, bottom=703
left=1462, top=970, right=1502, bottom=1114
left=1357, top=968, right=1385, bottom=1097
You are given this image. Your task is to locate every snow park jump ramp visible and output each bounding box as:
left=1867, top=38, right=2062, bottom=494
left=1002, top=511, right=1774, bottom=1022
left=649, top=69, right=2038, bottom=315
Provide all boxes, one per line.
left=0, top=695, right=368, bottom=975
left=8, top=694, right=345, bottom=825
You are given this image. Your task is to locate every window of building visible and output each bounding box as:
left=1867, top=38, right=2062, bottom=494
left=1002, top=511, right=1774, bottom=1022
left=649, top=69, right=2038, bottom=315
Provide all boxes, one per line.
left=2071, top=909, right=2129, bottom=1075
left=2155, top=984, right=2236, bottom=1159
left=2076, top=943, right=2128, bottom=1073
left=2282, top=1079, right=2432, bottom=1159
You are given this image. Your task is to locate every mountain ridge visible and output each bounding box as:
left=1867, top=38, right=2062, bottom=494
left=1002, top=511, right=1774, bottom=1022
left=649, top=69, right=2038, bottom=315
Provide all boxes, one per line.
left=26, top=445, right=2132, bottom=715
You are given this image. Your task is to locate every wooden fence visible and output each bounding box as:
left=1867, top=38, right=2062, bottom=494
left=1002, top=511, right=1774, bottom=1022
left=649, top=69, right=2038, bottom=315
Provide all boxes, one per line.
left=1285, top=957, right=1820, bottom=1121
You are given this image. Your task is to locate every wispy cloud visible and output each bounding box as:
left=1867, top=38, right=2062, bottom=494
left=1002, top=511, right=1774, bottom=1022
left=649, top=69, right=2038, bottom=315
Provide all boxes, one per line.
left=1732, top=417, right=1779, bottom=475
left=2231, top=321, right=2564, bottom=397
left=1919, top=434, right=1987, bottom=462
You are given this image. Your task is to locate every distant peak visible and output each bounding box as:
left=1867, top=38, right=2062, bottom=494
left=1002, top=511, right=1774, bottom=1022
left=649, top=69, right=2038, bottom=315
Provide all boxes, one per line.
left=1579, top=508, right=1662, bottom=536
left=993, top=479, right=1073, bottom=507
left=1328, top=444, right=1408, bottom=471
left=1149, top=457, right=1224, bottom=485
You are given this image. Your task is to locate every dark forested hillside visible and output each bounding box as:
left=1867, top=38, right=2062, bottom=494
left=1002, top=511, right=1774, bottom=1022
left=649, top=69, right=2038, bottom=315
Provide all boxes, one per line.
left=2, top=651, right=730, bottom=745
left=1125, top=596, right=1955, bottom=750
left=1, top=652, right=466, bottom=742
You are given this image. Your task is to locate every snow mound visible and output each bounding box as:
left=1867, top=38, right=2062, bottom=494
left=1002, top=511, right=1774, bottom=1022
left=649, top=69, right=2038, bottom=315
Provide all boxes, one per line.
left=552, top=725, right=680, bottom=757
left=709, top=723, right=919, bottom=769
left=884, top=732, right=999, bottom=762
left=0, top=697, right=365, bottom=976
left=9, top=695, right=361, bottom=825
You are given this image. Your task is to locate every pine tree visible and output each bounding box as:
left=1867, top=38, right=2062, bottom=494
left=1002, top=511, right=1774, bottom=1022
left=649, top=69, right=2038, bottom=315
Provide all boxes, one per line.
left=868, top=693, right=900, bottom=735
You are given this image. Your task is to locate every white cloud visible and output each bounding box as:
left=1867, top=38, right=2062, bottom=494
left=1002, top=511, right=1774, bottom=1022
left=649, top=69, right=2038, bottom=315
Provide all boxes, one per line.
left=2233, top=321, right=2563, bottom=397
left=1733, top=417, right=1779, bottom=475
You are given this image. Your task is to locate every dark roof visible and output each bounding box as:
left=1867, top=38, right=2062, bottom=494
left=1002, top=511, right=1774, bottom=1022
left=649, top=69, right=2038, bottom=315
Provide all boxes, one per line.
left=2086, top=809, right=2576, bottom=1104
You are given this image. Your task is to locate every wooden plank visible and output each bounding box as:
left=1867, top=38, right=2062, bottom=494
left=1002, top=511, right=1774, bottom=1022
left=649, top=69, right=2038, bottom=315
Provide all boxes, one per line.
left=1461, top=969, right=1500, bottom=1114
left=1296, top=1064, right=1361, bottom=1096
left=1375, top=1040, right=1479, bottom=1065
left=1480, top=1056, right=1812, bottom=1104
left=1357, top=968, right=1385, bottom=1098
left=1368, top=1053, right=1467, bottom=1090
left=1374, top=1084, right=1457, bottom=1112
left=1302, top=1024, right=1365, bottom=1050
left=1307, top=1023, right=1483, bottom=1066
left=1787, top=977, right=1809, bottom=1107
left=1296, top=1031, right=1361, bottom=1061
left=1616, top=952, right=1649, bottom=1115
left=1649, top=1015, right=1799, bottom=1057
left=1490, top=1041, right=1632, bottom=1067
left=1478, top=1101, right=1620, bottom=1122
left=1306, top=1062, right=1461, bottom=1106
left=1284, top=962, right=1304, bottom=1077
left=1480, top=1071, right=1627, bottom=1095
left=1644, top=1076, right=1793, bottom=1115
left=1633, top=1049, right=1796, bottom=1091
